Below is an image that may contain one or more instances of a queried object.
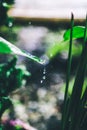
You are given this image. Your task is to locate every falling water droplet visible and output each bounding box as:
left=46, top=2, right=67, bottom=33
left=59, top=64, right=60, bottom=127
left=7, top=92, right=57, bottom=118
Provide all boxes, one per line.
left=40, top=80, right=43, bottom=84
left=43, top=67, right=46, bottom=74
left=43, top=76, right=46, bottom=80
left=29, top=22, right=31, bottom=25
left=8, top=22, right=13, bottom=27
left=40, top=67, right=47, bottom=86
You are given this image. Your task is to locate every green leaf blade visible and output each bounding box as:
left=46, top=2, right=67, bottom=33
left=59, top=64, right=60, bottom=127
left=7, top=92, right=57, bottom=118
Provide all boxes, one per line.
left=0, top=37, right=44, bottom=64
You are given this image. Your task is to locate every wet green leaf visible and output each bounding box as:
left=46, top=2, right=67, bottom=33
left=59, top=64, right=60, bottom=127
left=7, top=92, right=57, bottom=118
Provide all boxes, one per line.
left=0, top=37, right=44, bottom=64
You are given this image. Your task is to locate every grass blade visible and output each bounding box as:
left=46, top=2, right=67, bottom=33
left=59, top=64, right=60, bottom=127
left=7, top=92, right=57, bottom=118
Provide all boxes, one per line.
left=68, top=14, right=87, bottom=130
left=61, top=13, right=74, bottom=130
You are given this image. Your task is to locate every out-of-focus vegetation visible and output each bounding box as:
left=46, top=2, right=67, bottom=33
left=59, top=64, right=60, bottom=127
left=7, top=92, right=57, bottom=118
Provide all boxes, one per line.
left=0, top=0, right=14, bottom=26
left=46, top=26, right=86, bottom=60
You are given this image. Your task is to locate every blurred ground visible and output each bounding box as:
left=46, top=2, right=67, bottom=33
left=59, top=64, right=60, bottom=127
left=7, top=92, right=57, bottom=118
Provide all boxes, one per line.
left=8, top=0, right=87, bottom=21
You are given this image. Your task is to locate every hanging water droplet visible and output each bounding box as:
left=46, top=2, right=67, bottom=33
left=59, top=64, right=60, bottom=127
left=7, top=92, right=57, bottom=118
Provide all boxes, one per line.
left=39, top=58, right=46, bottom=65
left=40, top=55, right=49, bottom=65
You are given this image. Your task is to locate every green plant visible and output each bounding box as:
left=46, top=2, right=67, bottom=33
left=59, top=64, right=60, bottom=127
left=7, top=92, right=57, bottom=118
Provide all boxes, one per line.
left=46, top=23, right=86, bottom=61
left=0, top=1, right=44, bottom=127
left=61, top=14, right=87, bottom=130
left=0, top=37, right=43, bottom=129
left=0, top=0, right=14, bottom=26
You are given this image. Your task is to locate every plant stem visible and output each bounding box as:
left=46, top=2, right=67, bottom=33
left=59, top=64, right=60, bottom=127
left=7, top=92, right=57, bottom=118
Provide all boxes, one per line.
left=0, top=100, right=2, bottom=130
left=83, top=14, right=87, bottom=48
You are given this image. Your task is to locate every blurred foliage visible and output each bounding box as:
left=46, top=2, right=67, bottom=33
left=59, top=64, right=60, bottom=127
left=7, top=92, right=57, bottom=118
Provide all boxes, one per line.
left=0, top=57, right=30, bottom=97
left=0, top=57, right=30, bottom=120
left=0, top=97, right=12, bottom=118
left=0, top=35, right=43, bottom=129
left=46, top=26, right=86, bottom=60
left=0, top=0, right=14, bottom=26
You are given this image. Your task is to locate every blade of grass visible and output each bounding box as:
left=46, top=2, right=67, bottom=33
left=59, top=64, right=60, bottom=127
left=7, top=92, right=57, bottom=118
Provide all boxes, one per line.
left=75, top=15, right=87, bottom=130
left=61, top=13, right=74, bottom=130
left=69, top=14, right=87, bottom=130
left=75, top=86, right=87, bottom=130
left=62, top=14, right=87, bottom=130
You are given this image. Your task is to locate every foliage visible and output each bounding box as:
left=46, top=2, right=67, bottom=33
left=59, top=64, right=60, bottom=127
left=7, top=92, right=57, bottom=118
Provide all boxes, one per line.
left=64, top=26, right=85, bottom=40
left=61, top=14, right=87, bottom=130
left=0, top=57, right=30, bottom=129
left=46, top=25, right=86, bottom=60
left=0, top=57, right=30, bottom=97
left=0, top=37, right=44, bottom=64
left=0, top=0, right=14, bottom=26
left=0, top=35, right=44, bottom=130
left=0, top=35, right=44, bottom=129
left=0, top=1, right=87, bottom=129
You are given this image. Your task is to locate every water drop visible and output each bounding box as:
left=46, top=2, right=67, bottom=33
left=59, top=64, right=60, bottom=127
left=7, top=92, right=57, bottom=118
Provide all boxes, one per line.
left=40, top=80, right=43, bottom=84
left=39, top=58, right=46, bottom=65
left=29, top=22, right=31, bottom=25
left=43, top=67, right=46, bottom=74
left=40, top=66, right=46, bottom=86
left=40, top=55, right=49, bottom=65
left=8, top=22, right=13, bottom=27
left=43, top=76, right=46, bottom=80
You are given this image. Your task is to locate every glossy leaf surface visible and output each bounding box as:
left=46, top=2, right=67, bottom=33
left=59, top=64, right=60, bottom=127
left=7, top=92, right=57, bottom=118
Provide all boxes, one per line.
left=0, top=37, right=44, bottom=64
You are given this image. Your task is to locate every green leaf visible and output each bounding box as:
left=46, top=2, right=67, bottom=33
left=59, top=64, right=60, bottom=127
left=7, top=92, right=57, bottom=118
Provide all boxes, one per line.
left=46, top=26, right=84, bottom=60
left=64, top=26, right=85, bottom=41
left=46, top=40, right=82, bottom=59
left=0, top=37, right=44, bottom=64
